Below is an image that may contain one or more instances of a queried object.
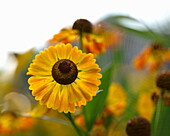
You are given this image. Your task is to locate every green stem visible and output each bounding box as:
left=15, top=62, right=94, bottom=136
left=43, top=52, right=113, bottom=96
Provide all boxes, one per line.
left=64, top=112, right=86, bottom=136
left=79, top=31, right=83, bottom=50
left=153, top=91, right=164, bottom=136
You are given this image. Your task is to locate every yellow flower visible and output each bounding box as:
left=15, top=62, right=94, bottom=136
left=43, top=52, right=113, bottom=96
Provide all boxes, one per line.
left=137, top=92, right=155, bottom=121
left=27, top=43, right=102, bottom=113
left=105, top=83, right=127, bottom=116
left=133, top=42, right=170, bottom=72
left=30, top=104, right=51, bottom=118
left=0, top=111, right=34, bottom=134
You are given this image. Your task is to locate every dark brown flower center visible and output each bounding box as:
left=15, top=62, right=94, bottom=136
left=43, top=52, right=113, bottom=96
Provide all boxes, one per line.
left=126, top=116, right=151, bottom=136
left=72, top=19, right=93, bottom=33
left=52, top=59, right=78, bottom=85
left=156, top=71, right=170, bottom=91
left=58, top=61, right=71, bottom=73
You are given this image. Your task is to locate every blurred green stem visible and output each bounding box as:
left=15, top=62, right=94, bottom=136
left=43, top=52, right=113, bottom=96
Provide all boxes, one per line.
left=64, top=112, right=88, bottom=136
left=153, top=91, right=164, bottom=136
left=79, top=31, right=83, bottom=50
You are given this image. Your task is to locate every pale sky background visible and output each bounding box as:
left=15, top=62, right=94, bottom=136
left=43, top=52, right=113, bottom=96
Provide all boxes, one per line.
left=0, top=0, right=170, bottom=69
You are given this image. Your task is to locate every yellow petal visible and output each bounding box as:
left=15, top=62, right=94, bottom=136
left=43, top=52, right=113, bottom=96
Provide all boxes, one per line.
left=78, top=72, right=102, bottom=79
left=34, top=82, right=54, bottom=101
left=39, top=50, right=54, bottom=65
left=27, top=68, right=51, bottom=76
left=76, top=79, right=97, bottom=96
left=55, top=44, right=64, bottom=59
left=39, top=82, right=55, bottom=105
left=28, top=76, right=53, bottom=90
left=69, top=46, right=83, bottom=64
left=77, top=74, right=101, bottom=86
left=64, top=43, right=72, bottom=59
left=35, top=53, right=53, bottom=67
left=68, top=83, right=83, bottom=104
left=46, top=46, right=58, bottom=63
left=28, top=63, right=52, bottom=73
left=58, top=86, right=69, bottom=113
left=47, top=83, right=60, bottom=109
left=77, top=53, right=94, bottom=67
left=76, top=79, right=93, bottom=101
left=82, top=66, right=101, bottom=73
left=75, top=98, right=87, bottom=107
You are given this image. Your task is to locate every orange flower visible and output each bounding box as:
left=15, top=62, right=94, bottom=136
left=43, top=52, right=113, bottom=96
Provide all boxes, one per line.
left=75, top=114, right=106, bottom=136
left=47, top=19, right=106, bottom=56
left=75, top=115, right=86, bottom=130
left=0, top=111, right=34, bottom=134
left=94, top=21, right=124, bottom=49
left=47, top=28, right=79, bottom=45
left=47, top=28, right=105, bottom=56
left=82, top=34, right=105, bottom=55
left=133, top=42, right=170, bottom=72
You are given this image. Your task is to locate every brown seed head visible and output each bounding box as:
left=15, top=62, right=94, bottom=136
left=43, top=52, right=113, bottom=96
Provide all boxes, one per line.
left=72, top=19, right=93, bottom=33
left=156, top=71, right=170, bottom=91
left=126, top=116, right=151, bottom=136
left=151, top=92, right=159, bottom=104
left=52, top=59, right=78, bottom=85
left=151, top=42, right=162, bottom=51
left=163, top=91, right=170, bottom=106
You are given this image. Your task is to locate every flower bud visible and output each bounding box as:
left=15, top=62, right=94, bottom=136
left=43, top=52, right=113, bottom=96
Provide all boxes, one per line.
left=156, top=71, right=170, bottom=91
left=126, top=116, right=151, bottom=136
left=72, top=19, right=93, bottom=33
left=163, top=91, right=170, bottom=106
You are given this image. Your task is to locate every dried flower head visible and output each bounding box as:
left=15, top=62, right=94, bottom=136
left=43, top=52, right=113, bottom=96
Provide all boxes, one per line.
left=156, top=71, right=170, bottom=91
left=72, top=19, right=93, bottom=33
left=126, top=116, right=151, bottom=136
left=163, top=91, right=170, bottom=106
left=151, top=89, right=160, bottom=104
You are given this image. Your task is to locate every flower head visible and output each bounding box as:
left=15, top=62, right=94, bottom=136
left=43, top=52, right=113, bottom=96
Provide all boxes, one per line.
left=82, top=34, right=106, bottom=55
left=156, top=71, right=170, bottom=91
left=27, top=43, right=102, bottom=113
left=94, top=21, right=124, bottom=49
left=163, top=91, right=170, bottom=106
left=137, top=92, right=155, bottom=121
left=72, top=19, right=93, bottom=33
left=47, top=28, right=78, bottom=45
left=47, top=19, right=106, bottom=55
left=126, top=116, right=151, bottom=136
left=105, top=83, right=127, bottom=116
left=133, top=42, right=170, bottom=72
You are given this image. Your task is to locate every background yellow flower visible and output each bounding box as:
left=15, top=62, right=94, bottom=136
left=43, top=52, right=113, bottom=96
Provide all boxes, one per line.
left=105, top=83, right=127, bottom=116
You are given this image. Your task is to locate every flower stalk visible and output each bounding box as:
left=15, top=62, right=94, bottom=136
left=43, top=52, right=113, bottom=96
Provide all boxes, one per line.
left=153, top=90, right=164, bottom=136
left=64, top=112, right=87, bottom=136
left=79, top=31, right=83, bottom=51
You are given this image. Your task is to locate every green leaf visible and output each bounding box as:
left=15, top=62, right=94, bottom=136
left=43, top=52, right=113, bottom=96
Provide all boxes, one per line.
left=103, top=15, right=170, bottom=48
left=151, top=97, right=170, bottom=136
left=83, top=63, right=114, bottom=131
